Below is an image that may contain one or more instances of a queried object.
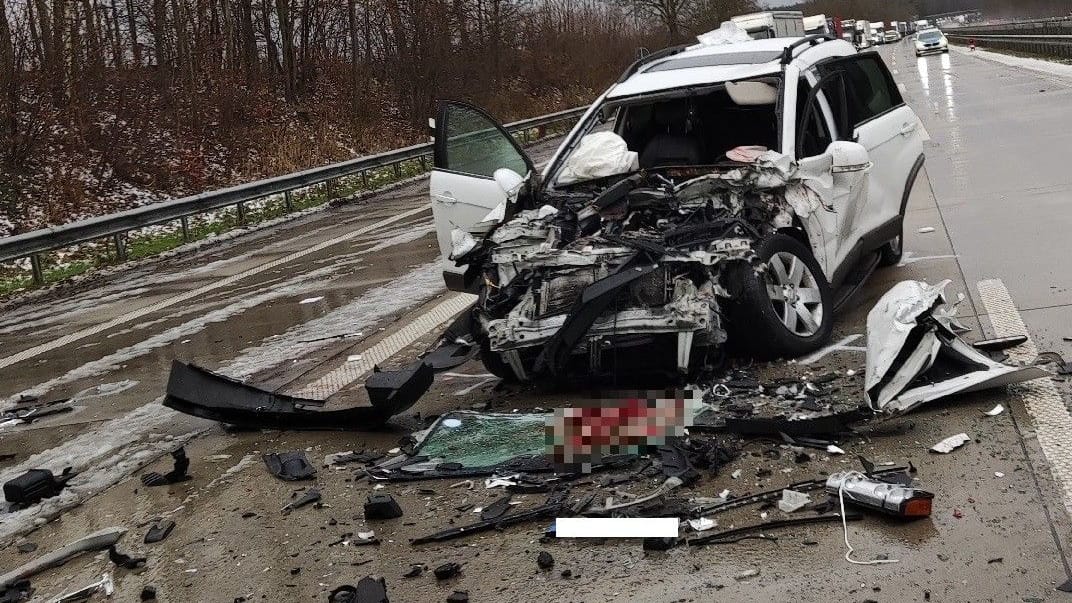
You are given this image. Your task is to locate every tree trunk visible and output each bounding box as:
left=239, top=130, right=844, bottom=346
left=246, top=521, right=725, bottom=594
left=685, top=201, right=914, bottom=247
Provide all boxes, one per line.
left=152, top=0, right=170, bottom=88
left=238, top=0, right=257, bottom=79
left=0, top=0, right=17, bottom=163
left=275, top=0, right=295, bottom=101
left=125, top=0, right=140, bottom=67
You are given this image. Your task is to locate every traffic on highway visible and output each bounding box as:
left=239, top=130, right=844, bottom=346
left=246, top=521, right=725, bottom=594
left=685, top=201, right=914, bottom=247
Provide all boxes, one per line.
left=2, top=6, right=1072, bottom=602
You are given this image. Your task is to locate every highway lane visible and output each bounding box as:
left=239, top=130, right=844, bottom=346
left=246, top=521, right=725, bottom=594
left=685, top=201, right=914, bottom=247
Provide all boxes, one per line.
left=2, top=42, right=1072, bottom=601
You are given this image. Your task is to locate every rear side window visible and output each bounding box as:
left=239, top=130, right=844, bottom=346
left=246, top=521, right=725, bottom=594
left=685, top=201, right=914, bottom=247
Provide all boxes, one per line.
left=818, top=54, right=903, bottom=127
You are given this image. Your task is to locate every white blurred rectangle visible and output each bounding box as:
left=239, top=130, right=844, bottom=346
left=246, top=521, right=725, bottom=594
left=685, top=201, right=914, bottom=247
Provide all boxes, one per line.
left=555, top=517, right=678, bottom=538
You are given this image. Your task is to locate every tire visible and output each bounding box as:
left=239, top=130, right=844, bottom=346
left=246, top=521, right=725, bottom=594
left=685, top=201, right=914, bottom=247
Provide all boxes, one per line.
left=479, top=343, right=520, bottom=382
left=724, top=234, right=834, bottom=359
left=878, top=223, right=904, bottom=267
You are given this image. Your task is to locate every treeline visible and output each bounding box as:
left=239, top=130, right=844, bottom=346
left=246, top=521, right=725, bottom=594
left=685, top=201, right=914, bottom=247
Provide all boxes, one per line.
left=4, top=0, right=768, bottom=234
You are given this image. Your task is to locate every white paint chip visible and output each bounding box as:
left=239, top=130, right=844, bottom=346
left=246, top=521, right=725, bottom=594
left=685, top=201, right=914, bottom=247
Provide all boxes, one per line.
left=299, top=296, right=325, bottom=304
left=985, top=404, right=1005, bottom=416
left=827, top=445, right=846, bottom=455
left=918, top=227, right=936, bottom=234
left=931, top=433, right=971, bottom=454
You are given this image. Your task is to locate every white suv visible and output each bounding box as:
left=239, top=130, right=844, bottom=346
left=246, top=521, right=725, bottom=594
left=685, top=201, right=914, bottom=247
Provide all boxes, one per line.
left=429, top=35, right=924, bottom=380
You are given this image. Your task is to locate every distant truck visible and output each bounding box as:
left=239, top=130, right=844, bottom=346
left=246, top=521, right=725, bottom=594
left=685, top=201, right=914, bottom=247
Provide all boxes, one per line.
left=915, top=19, right=930, bottom=31
left=870, top=21, right=885, bottom=44
left=840, top=19, right=857, bottom=43
left=731, top=11, right=806, bottom=39
left=803, top=14, right=831, bottom=36
left=855, top=20, right=873, bottom=48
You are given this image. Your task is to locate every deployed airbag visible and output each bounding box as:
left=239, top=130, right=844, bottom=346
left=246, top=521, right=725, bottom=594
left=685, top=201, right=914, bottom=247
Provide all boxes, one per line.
left=556, top=132, right=639, bottom=185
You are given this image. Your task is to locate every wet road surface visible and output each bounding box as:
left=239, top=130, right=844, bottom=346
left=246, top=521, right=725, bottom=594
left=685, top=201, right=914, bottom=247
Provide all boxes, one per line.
left=2, top=43, right=1072, bottom=601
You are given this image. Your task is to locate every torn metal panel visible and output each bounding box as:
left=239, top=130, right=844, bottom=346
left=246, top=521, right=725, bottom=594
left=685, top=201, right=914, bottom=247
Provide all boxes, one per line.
left=865, top=281, right=1050, bottom=414
left=164, top=361, right=413, bottom=430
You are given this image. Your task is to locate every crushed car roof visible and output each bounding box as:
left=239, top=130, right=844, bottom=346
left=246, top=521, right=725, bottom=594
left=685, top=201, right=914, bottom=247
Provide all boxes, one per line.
left=607, top=37, right=854, bottom=100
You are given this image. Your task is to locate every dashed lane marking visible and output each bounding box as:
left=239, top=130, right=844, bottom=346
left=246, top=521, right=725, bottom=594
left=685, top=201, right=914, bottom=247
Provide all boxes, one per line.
left=977, top=278, right=1072, bottom=514
left=0, top=205, right=432, bottom=371
left=287, top=292, right=476, bottom=399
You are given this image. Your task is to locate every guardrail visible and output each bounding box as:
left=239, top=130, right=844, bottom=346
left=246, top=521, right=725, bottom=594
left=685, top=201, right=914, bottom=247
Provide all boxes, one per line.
left=944, top=16, right=1072, bottom=59
left=0, top=106, right=586, bottom=285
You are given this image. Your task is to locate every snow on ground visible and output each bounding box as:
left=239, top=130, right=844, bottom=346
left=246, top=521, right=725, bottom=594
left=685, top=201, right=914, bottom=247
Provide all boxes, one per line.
left=951, top=44, right=1072, bottom=82
left=0, top=259, right=444, bottom=540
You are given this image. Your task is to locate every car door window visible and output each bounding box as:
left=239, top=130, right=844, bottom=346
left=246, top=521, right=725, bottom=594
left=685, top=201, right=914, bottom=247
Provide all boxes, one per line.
left=796, top=79, right=833, bottom=157
left=435, top=103, right=529, bottom=178
left=818, top=53, right=903, bottom=128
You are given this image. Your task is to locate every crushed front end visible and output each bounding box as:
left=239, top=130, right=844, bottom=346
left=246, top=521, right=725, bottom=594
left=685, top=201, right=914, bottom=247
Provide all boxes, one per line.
left=453, top=157, right=822, bottom=381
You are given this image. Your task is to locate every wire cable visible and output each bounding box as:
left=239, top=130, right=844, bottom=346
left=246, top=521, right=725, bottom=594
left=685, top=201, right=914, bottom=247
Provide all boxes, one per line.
left=839, top=482, right=900, bottom=566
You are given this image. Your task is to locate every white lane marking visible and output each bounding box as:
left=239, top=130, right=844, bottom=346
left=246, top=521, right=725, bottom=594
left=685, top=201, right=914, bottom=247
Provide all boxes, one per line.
left=0, top=205, right=432, bottom=371
left=799, top=334, right=865, bottom=365
left=287, top=293, right=476, bottom=399
left=977, top=278, right=1072, bottom=513
left=897, top=253, right=959, bottom=267
left=443, top=372, right=495, bottom=379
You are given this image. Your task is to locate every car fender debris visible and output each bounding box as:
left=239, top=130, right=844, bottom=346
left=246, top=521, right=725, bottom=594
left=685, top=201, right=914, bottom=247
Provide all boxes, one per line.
left=263, top=452, right=316, bottom=481
left=282, top=488, right=322, bottom=513
left=143, top=519, right=175, bottom=544
left=108, top=545, right=147, bottom=569
left=4, top=467, right=76, bottom=507
left=433, top=562, right=461, bottom=580
left=931, top=433, right=971, bottom=454
left=0, top=527, right=126, bottom=588
left=141, top=447, right=191, bottom=487
left=364, top=494, right=404, bottom=520
left=866, top=280, right=1049, bottom=414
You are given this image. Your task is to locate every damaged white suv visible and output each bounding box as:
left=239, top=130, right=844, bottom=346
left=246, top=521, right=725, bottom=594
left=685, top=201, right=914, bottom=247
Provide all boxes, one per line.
left=429, top=34, right=925, bottom=381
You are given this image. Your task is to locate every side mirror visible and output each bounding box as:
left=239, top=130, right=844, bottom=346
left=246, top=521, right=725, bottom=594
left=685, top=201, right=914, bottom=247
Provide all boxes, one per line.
left=493, top=168, right=526, bottom=200
left=828, top=141, right=872, bottom=173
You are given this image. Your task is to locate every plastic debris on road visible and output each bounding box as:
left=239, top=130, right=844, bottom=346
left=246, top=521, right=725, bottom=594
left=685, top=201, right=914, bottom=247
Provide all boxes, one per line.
left=931, top=433, right=971, bottom=454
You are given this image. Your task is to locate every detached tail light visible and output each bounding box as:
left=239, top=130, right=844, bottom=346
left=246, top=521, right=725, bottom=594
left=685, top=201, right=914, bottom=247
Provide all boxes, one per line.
left=826, top=471, right=934, bottom=518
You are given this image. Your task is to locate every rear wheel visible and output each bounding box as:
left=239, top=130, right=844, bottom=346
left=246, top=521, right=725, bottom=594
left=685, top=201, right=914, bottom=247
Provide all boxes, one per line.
left=725, top=234, right=834, bottom=359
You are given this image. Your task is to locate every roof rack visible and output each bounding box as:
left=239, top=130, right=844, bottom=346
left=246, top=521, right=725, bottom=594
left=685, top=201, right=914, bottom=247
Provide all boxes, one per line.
left=616, top=44, right=689, bottom=83
left=780, top=34, right=836, bottom=65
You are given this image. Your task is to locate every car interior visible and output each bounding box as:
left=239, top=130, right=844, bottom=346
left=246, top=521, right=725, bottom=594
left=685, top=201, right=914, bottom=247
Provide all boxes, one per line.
left=613, top=81, right=781, bottom=168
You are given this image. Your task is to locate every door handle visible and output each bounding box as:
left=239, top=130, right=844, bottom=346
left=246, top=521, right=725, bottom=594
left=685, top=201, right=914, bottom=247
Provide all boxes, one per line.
left=899, top=122, right=917, bottom=136
left=433, top=193, right=458, bottom=205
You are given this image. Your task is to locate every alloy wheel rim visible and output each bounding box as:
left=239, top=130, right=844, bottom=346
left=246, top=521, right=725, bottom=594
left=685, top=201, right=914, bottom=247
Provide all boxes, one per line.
left=764, top=251, right=824, bottom=337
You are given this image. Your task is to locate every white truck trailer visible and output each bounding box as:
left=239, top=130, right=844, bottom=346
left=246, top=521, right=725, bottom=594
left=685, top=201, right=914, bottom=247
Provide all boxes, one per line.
left=731, top=11, right=806, bottom=39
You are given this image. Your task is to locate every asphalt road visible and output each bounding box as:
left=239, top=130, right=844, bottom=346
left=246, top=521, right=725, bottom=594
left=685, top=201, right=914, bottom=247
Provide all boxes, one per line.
left=1, top=42, right=1071, bottom=602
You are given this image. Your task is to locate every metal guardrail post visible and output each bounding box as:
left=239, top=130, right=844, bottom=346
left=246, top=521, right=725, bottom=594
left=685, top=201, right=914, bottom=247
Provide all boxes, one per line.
left=236, top=202, right=246, bottom=224
left=114, top=233, right=127, bottom=261
left=393, top=162, right=402, bottom=179
left=284, top=190, right=294, bottom=212
left=181, top=216, right=191, bottom=242
left=30, top=254, right=44, bottom=285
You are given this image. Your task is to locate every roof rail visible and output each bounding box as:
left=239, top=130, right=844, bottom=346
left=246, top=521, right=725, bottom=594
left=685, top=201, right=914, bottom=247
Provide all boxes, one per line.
left=780, top=34, right=836, bottom=65
left=616, top=44, right=689, bottom=83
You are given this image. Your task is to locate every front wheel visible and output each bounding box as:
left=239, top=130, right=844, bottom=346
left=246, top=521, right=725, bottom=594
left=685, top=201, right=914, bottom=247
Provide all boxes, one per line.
left=878, top=226, right=904, bottom=267
left=724, top=234, right=834, bottom=359
left=479, top=343, right=521, bottom=383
